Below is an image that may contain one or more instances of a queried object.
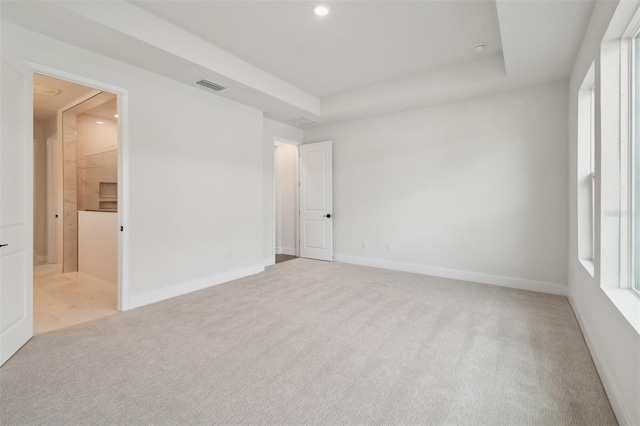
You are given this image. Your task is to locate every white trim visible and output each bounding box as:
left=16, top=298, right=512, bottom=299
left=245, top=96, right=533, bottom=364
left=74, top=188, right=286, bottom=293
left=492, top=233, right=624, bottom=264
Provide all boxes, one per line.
left=117, top=88, right=130, bottom=311
left=29, top=63, right=130, bottom=312
left=601, top=287, right=640, bottom=333
left=274, top=136, right=302, bottom=146
left=276, top=247, right=296, bottom=256
left=127, top=264, right=264, bottom=309
left=568, top=296, right=631, bottom=426
left=272, top=142, right=276, bottom=267
left=264, top=256, right=275, bottom=267
left=579, top=259, right=595, bottom=277
left=620, top=34, right=632, bottom=291
left=334, top=254, right=568, bottom=296
left=622, top=3, right=640, bottom=39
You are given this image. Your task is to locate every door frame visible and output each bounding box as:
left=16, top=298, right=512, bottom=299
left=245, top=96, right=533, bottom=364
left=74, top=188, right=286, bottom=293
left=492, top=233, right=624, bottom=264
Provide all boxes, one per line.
left=30, top=63, right=130, bottom=311
left=272, top=136, right=302, bottom=260
left=45, top=134, right=57, bottom=264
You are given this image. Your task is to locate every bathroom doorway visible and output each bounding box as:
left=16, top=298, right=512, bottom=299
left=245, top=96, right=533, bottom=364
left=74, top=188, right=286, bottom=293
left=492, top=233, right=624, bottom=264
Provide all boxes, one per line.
left=274, top=137, right=300, bottom=264
left=32, top=73, right=120, bottom=334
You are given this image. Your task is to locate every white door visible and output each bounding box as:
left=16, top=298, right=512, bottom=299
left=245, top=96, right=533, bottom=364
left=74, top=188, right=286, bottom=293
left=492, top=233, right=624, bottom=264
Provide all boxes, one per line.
left=1, top=57, right=33, bottom=366
left=299, top=141, right=333, bottom=261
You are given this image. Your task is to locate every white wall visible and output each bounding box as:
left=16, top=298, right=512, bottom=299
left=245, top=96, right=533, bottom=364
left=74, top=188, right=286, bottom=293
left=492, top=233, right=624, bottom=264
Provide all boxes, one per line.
left=304, top=82, right=569, bottom=294
left=263, top=118, right=303, bottom=265
left=274, top=141, right=298, bottom=255
left=568, top=1, right=640, bottom=424
left=2, top=23, right=264, bottom=308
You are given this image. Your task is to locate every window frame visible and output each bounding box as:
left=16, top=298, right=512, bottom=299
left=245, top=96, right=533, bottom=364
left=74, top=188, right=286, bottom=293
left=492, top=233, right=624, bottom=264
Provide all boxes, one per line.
left=630, top=30, right=640, bottom=296
left=577, top=65, right=595, bottom=276
left=617, top=18, right=640, bottom=299
left=593, top=2, right=640, bottom=335
left=590, top=87, right=596, bottom=262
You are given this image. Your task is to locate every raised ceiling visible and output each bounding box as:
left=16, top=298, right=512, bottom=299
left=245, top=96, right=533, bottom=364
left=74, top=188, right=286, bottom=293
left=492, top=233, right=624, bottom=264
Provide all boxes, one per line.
left=132, top=1, right=503, bottom=98
left=3, top=0, right=595, bottom=126
left=33, top=74, right=98, bottom=121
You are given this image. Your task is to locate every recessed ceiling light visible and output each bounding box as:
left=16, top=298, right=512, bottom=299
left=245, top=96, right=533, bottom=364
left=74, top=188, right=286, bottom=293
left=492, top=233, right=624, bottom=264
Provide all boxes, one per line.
left=314, top=4, right=330, bottom=16
left=96, top=121, right=104, bottom=124
left=473, top=44, right=486, bottom=53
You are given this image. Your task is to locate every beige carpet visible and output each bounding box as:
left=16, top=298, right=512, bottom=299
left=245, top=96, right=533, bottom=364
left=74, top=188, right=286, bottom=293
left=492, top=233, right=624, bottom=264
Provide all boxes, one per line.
left=0, top=259, right=616, bottom=425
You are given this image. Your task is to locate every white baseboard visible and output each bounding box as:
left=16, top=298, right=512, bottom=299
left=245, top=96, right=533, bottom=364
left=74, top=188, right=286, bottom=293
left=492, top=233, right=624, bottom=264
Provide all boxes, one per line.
left=127, top=264, right=264, bottom=310
left=276, top=247, right=296, bottom=256
left=264, top=256, right=275, bottom=267
left=334, top=254, right=568, bottom=296
left=568, top=296, right=632, bottom=426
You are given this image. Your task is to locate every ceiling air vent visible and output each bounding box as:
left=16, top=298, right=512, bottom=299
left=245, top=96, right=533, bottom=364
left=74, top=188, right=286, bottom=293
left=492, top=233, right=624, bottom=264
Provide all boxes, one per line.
left=195, top=79, right=226, bottom=92
left=288, top=117, right=316, bottom=126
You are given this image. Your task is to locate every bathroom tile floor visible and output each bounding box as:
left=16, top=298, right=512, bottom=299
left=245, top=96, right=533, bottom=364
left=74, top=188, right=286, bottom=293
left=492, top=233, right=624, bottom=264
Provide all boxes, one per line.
left=33, top=264, right=117, bottom=335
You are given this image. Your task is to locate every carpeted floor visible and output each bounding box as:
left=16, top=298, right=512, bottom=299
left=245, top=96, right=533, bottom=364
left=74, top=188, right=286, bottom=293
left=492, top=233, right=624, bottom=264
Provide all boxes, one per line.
left=0, top=259, right=616, bottom=425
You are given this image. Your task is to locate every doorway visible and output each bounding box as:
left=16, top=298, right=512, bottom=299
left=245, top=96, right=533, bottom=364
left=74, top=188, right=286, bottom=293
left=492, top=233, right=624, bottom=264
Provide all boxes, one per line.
left=32, top=73, right=120, bottom=334
left=274, top=138, right=300, bottom=264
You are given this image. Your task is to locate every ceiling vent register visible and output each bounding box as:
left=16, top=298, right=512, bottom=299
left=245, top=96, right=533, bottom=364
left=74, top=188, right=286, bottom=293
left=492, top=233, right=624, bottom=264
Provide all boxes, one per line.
left=195, top=79, right=227, bottom=92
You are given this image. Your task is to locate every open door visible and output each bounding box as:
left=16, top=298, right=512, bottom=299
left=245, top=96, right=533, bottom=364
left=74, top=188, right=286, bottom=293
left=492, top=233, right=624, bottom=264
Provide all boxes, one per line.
left=299, top=141, right=333, bottom=261
left=1, top=57, right=34, bottom=365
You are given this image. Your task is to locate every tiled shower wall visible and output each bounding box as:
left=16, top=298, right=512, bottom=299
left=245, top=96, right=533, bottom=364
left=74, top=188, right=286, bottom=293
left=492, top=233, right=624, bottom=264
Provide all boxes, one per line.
left=61, top=92, right=116, bottom=273
left=80, top=150, right=118, bottom=211
left=62, top=112, right=78, bottom=273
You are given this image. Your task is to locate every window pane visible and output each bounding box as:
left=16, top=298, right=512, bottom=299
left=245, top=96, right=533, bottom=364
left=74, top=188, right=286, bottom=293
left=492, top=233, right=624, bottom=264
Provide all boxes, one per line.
left=635, top=34, right=640, bottom=293
left=591, top=88, right=595, bottom=260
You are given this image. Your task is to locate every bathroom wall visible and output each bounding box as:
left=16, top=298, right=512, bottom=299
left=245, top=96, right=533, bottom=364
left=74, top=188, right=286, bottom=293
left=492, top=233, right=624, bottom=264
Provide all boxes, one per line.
left=33, top=119, right=47, bottom=264
left=62, top=92, right=116, bottom=272
left=62, top=111, right=78, bottom=272
left=45, top=117, right=57, bottom=139
left=274, top=141, right=298, bottom=255
left=78, top=211, right=118, bottom=284
left=76, top=115, right=118, bottom=212
left=33, top=116, right=58, bottom=266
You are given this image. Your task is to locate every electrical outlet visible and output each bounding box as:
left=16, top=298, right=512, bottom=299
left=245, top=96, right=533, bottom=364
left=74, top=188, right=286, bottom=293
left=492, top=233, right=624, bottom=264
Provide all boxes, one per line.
left=361, top=240, right=368, bottom=248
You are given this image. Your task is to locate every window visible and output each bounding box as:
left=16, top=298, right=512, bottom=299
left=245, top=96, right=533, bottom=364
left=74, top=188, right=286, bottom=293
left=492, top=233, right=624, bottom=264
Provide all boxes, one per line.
left=613, top=16, right=640, bottom=298
left=589, top=86, right=596, bottom=261
left=577, top=64, right=595, bottom=274
left=631, top=31, right=640, bottom=295
left=594, top=4, right=640, bottom=333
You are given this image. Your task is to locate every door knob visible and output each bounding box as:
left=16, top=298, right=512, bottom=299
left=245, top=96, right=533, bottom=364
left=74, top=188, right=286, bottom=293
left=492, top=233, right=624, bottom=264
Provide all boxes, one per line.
left=0, top=244, right=7, bottom=248
left=324, top=214, right=331, bottom=218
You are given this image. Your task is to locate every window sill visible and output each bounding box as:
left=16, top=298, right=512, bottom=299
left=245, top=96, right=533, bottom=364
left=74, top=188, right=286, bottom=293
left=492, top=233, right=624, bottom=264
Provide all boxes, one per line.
left=580, top=259, right=595, bottom=277
left=601, top=286, right=640, bottom=335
